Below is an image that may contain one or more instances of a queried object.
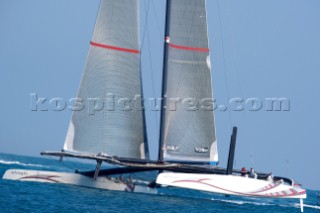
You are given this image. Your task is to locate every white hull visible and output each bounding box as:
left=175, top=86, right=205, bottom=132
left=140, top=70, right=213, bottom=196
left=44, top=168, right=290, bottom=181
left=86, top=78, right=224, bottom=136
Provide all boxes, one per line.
left=156, top=172, right=306, bottom=199
left=3, top=169, right=157, bottom=194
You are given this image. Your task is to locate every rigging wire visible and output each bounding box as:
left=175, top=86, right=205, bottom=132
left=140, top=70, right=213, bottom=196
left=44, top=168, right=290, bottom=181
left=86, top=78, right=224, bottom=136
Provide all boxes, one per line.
left=217, top=0, right=240, bottom=168
left=141, top=0, right=160, bottom=144
left=147, top=26, right=160, bottom=142
left=217, top=0, right=233, bottom=128
left=151, top=0, right=165, bottom=42
left=141, top=0, right=151, bottom=49
left=223, top=1, right=255, bottom=166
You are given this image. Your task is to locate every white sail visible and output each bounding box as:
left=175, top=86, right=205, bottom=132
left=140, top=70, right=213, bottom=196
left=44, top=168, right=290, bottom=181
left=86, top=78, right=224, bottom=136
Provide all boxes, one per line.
left=64, top=0, right=148, bottom=159
left=159, top=0, right=218, bottom=164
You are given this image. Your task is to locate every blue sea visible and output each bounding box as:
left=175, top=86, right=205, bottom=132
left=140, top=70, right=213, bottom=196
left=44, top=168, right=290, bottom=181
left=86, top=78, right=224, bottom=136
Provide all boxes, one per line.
left=0, top=153, right=319, bottom=213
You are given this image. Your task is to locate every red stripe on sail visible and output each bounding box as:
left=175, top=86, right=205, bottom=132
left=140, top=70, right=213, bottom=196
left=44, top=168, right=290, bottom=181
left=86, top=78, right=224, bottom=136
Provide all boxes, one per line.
left=169, top=43, right=209, bottom=52
left=90, top=41, right=140, bottom=54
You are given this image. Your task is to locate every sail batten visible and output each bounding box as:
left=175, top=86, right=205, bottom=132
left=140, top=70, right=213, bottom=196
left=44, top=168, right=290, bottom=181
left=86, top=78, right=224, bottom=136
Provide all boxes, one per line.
left=64, top=0, right=148, bottom=160
left=159, top=0, right=218, bottom=164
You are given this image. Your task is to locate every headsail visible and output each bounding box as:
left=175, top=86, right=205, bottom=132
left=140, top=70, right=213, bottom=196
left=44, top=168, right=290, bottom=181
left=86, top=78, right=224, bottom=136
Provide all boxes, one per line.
left=64, top=0, right=149, bottom=159
left=159, top=0, right=218, bottom=164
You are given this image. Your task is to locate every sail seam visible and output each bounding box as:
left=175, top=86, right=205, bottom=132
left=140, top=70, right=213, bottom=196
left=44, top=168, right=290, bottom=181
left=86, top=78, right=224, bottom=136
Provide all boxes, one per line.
left=169, top=43, right=209, bottom=52
left=90, top=41, right=140, bottom=54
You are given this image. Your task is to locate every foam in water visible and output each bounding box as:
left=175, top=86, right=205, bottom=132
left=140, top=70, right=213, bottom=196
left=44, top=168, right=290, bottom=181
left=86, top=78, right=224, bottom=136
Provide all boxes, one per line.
left=294, top=204, right=320, bottom=210
left=210, top=198, right=274, bottom=206
left=0, top=160, right=49, bottom=168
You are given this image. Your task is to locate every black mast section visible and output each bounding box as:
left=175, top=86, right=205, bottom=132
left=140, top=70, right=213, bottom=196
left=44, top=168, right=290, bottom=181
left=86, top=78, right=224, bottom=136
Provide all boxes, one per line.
left=226, top=127, right=238, bottom=175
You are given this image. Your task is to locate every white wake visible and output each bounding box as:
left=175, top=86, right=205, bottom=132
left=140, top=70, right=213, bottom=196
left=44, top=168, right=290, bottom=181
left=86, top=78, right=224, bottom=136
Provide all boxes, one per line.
left=210, top=198, right=274, bottom=206
left=0, top=160, right=49, bottom=168
left=295, top=204, right=320, bottom=210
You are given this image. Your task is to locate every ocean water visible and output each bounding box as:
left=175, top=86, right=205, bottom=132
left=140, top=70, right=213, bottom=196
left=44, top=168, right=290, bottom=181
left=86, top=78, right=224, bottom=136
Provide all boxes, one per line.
left=0, top=153, right=319, bottom=213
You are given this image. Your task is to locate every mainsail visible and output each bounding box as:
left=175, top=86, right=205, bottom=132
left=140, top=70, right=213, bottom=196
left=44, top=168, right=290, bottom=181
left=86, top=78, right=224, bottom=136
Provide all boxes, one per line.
left=64, top=0, right=149, bottom=159
left=159, top=0, right=218, bottom=164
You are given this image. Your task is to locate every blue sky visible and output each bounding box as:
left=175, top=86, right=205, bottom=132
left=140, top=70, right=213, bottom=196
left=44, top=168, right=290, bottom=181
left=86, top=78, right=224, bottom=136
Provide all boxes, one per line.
left=0, top=0, right=319, bottom=190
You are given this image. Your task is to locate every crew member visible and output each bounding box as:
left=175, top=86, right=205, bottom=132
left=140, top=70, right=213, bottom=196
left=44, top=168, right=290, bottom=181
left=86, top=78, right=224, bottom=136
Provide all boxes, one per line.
left=241, top=167, right=247, bottom=177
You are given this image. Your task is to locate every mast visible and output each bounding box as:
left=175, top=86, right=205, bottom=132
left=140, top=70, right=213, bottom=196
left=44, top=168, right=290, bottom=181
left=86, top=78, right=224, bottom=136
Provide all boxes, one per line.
left=158, top=0, right=172, bottom=161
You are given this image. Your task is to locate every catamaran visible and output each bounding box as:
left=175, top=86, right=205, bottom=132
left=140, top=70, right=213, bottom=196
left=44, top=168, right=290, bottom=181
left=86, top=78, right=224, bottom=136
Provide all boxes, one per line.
left=3, top=0, right=307, bottom=211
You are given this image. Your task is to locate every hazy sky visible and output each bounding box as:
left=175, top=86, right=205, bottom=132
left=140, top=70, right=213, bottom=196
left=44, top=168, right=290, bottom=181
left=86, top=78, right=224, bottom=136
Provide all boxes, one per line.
left=0, top=0, right=319, bottom=190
